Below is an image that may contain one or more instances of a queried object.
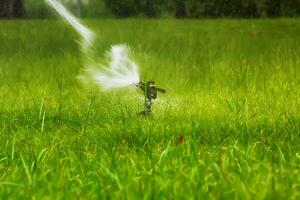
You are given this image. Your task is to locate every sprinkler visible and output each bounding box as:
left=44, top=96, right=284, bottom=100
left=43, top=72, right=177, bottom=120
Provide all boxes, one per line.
left=136, top=81, right=166, bottom=115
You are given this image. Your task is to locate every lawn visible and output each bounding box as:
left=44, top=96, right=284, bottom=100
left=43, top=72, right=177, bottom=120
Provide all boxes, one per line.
left=0, top=18, right=299, bottom=199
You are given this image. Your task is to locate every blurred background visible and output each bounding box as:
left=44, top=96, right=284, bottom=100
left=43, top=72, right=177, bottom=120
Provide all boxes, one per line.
left=1, top=0, right=300, bottom=19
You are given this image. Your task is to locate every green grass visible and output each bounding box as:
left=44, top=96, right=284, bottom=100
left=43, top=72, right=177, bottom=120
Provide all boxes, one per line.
left=0, top=18, right=300, bottom=199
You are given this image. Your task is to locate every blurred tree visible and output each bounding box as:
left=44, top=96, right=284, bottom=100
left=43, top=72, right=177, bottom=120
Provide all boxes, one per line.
left=23, top=0, right=51, bottom=19
left=0, top=0, right=26, bottom=18
left=83, top=0, right=112, bottom=18
left=140, top=0, right=159, bottom=17
left=76, top=0, right=82, bottom=17
left=104, top=0, right=139, bottom=17
left=241, top=0, right=258, bottom=18
left=265, top=0, right=282, bottom=17
left=281, top=0, right=300, bottom=16
left=200, top=0, right=219, bottom=17
left=1, top=0, right=299, bottom=19
left=174, top=0, right=187, bottom=17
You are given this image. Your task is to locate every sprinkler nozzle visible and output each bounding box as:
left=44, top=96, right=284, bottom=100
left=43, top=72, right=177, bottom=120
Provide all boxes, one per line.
left=137, top=80, right=165, bottom=115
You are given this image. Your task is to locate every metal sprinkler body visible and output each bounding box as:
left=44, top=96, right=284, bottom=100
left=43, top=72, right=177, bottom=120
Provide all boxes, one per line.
left=136, top=81, right=166, bottom=115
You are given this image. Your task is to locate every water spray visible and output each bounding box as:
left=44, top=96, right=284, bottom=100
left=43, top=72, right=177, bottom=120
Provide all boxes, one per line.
left=45, top=0, right=93, bottom=50
left=46, top=0, right=165, bottom=115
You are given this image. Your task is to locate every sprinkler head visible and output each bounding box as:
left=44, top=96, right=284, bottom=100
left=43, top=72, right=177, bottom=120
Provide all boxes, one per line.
left=136, top=80, right=166, bottom=115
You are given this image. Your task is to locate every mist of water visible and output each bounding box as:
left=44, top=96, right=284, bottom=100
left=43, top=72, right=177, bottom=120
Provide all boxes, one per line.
left=46, top=0, right=140, bottom=90
left=45, top=0, right=93, bottom=49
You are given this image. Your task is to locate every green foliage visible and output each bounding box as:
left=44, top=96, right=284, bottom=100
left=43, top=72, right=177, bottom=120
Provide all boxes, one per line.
left=12, top=0, right=300, bottom=18
left=0, top=19, right=300, bottom=199
left=103, top=0, right=140, bottom=17
left=23, top=0, right=53, bottom=18
left=23, top=0, right=112, bottom=18
left=0, top=0, right=9, bottom=17
left=103, top=0, right=163, bottom=17
left=105, top=0, right=300, bottom=18
left=0, top=0, right=26, bottom=18
left=139, top=0, right=162, bottom=17
left=83, top=0, right=112, bottom=17
left=281, top=0, right=300, bottom=17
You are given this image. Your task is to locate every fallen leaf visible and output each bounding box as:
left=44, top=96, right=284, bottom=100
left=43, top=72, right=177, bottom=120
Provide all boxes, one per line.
left=178, top=135, right=184, bottom=144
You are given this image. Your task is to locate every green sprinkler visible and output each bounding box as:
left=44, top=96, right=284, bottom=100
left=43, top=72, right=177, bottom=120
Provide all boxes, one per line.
left=136, top=81, right=166, bottom=115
